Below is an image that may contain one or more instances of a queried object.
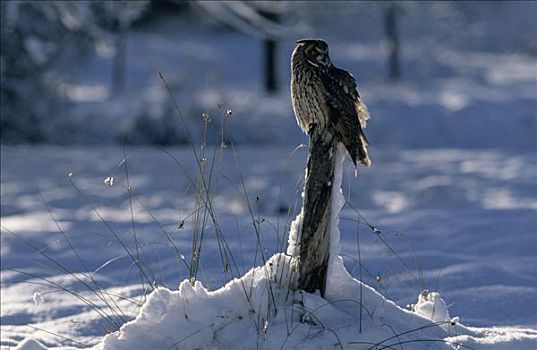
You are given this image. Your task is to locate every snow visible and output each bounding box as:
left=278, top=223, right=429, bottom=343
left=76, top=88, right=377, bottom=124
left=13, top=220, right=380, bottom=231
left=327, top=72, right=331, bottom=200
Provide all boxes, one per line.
left=2, top=2, right=537, bottom=349
left=446, top=327, right=537, bottom=349
left=98, top=254, right=294, bottom=350
left=285, top=209, right=302, bottom=257
left=86, top=255, right=537, bottom=349
left=328, top=145, right=346, bottom=261
left=412, top=291, right=451, bottom=326
left=3, top=144, right=535, bottom=349
left=14, top=339, right=47, bottom=350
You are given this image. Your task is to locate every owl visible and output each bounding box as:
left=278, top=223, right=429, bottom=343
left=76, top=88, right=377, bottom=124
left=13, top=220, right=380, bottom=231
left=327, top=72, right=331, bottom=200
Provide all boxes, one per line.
left=291, top=39, right=371, bottom=168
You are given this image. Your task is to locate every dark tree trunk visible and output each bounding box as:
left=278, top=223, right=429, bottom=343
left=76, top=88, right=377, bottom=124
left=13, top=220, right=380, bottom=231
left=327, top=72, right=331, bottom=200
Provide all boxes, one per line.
left=112, top=28, right=126, bottom=93
left=385, top=4, right=400, bottom=82
left=261, top=10, right=279, bottom=94
left=298, top=125, right=338, bottom=297
left=264, top=37, right=278, bottom=93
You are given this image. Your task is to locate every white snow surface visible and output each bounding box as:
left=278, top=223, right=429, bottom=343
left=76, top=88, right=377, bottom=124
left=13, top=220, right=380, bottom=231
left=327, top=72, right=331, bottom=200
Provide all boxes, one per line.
left=412, top=291, right=451, bottom=326
left=3, top=145, right=535, bottom=350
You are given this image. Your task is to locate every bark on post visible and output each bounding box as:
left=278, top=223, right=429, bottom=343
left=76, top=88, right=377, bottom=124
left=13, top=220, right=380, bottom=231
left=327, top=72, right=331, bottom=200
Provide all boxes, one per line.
left=298, top=125, right=338, bottom=297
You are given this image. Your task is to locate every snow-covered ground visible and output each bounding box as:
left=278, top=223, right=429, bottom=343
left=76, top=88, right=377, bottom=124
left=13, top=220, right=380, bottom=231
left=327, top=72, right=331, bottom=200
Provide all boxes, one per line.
left=2, top=141, right=535, bottom=349
left=2, top=2, right=537, bottom=349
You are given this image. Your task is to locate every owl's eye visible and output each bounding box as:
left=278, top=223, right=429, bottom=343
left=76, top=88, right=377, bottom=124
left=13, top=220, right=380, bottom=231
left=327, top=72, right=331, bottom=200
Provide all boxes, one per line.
left=302, top=43, right=330, bottom=68
left=304, top=46, right=315, bottom=57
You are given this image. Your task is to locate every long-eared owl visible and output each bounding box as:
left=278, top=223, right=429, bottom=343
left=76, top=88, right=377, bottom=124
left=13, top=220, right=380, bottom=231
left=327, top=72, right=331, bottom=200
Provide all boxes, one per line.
left=291, top=39, right=371, bottom=167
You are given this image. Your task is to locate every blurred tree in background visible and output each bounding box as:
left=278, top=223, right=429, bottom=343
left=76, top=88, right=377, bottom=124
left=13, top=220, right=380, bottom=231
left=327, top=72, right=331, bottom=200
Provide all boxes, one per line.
left=0, top=1, right=148, bottom=143
left=384, top=3, right=400, bottom=82
left=1, top=1, right=535, bottom=145
left=193, top=1, right=300, bottom=94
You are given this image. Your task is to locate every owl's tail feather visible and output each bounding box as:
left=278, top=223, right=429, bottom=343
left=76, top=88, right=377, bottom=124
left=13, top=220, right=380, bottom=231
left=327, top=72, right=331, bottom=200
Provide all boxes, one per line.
left=348, top=134, right=371, bottom=170
left=358, top=134, right=371, bottom=168
left=345, top=147, right=370, bottom=179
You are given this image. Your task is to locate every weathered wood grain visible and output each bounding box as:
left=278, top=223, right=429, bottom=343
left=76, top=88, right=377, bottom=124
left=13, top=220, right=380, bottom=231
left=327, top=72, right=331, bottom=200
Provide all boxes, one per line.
left=298, top=125, right=338, bottom=297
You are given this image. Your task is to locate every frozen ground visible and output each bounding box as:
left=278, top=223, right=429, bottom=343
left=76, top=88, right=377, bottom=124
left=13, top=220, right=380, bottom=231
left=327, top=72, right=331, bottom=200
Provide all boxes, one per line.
left=1, top=141, right=536, bottom=348
left=2, top=2, right=537, bottom=349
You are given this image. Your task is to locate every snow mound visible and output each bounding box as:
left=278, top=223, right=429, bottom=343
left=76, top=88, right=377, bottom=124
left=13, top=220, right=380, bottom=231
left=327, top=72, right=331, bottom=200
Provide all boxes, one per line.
left=99, top=254, right=300, bottom=350
left=93, top=250, right=536, bottom=350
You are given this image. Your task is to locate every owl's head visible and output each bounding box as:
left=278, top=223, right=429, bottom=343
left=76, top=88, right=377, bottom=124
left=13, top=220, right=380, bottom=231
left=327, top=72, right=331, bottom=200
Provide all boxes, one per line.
left=295, top=39, right=332, bottom=68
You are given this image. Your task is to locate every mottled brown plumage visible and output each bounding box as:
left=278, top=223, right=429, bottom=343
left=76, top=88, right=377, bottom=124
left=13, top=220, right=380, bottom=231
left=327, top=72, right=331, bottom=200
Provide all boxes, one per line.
left=291, top=39, right=371, bottom=167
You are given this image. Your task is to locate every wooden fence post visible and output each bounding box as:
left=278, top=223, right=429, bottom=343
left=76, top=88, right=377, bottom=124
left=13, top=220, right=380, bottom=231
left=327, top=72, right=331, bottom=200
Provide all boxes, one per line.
left=298, top=125, right=338, bottom=297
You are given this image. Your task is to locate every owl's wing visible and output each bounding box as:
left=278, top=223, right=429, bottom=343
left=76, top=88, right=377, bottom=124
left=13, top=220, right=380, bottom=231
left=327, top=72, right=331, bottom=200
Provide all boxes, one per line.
left=321, top=67, right=371, bottom=167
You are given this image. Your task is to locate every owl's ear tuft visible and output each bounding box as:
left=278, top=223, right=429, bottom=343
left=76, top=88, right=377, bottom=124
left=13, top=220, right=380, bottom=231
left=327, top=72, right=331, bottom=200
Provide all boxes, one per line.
left=296, top=38, right=327, bottom=45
